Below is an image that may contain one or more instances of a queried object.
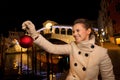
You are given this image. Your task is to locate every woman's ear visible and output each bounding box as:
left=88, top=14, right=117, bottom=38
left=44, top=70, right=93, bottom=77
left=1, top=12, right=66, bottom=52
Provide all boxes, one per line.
left=87, top=28, right=91, bottom=34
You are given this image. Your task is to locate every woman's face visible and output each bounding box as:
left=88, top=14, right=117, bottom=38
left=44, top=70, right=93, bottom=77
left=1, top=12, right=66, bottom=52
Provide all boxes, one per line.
left=72, top=23, right=91, bottom=43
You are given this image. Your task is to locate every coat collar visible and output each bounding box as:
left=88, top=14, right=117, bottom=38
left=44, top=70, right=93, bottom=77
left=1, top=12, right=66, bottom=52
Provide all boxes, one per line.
left=76, top=35, right=95, bottom=52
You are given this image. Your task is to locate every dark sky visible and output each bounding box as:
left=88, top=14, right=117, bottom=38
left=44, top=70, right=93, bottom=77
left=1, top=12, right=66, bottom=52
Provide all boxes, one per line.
left=0, top=0, right=101, bottom=36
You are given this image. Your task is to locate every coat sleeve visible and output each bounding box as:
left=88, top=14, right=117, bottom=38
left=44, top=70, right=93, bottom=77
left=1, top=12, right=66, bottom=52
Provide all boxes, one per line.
left=99, top=49, right=115, bottom=80
left=33, top=34, right=72, bottom=55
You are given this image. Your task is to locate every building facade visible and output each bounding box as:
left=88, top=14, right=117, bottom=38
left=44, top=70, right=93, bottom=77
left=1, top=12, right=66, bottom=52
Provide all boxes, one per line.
left=98, top=0, right=120, bottom=44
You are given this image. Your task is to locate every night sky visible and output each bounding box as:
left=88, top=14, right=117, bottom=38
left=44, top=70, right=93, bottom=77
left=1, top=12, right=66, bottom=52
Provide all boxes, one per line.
left=0, top=0, right=101, bottom=36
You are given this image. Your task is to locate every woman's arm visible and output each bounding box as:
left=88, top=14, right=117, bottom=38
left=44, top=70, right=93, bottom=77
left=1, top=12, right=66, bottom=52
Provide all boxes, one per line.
left=34, top=34, right=71, bottom=55
left=100, top=50, right=115, bottom=80
left=22, top=20, right=71, bottom=55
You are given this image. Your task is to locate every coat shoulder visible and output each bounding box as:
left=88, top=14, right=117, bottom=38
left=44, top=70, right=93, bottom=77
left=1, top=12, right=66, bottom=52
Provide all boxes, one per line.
left=95, top=45, right=108, bottom=56
left=95, top=45, right=107, bottom=53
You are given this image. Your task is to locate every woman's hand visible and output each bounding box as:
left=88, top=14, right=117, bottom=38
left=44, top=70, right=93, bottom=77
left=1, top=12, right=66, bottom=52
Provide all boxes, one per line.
left=22, top=20, right=39, bottom=40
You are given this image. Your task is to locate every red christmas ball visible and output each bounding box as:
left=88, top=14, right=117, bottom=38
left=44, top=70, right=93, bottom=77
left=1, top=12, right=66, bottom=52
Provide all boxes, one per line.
left=19, top=35, right=33, bottom=48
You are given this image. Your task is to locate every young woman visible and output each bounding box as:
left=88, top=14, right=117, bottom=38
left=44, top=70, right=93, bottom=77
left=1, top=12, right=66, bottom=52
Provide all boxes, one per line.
left=22, top=18, right=115, bottom=80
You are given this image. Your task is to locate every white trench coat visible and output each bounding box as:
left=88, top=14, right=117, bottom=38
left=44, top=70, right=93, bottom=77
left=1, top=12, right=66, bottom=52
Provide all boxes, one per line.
left=34, top=34, right=115, bottom=80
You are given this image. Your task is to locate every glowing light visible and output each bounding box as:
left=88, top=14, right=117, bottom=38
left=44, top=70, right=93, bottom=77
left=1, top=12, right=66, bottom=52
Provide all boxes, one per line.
left=116, top=38, right=120, bottom=44
left=45, top=23, right=52, bottom=29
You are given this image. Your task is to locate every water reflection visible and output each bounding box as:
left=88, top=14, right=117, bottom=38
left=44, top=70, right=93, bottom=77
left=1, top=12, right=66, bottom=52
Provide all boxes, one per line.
left=3, top=51, right=69, bottom=80
left=4, top=51, right=65, bottom=73
left=5, top=53, right=32, bottom=73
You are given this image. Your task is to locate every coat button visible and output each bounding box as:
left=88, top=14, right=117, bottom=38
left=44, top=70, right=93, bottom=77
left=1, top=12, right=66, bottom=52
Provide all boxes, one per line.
left=85, top=53, right=89, bottom=57
left=91, top=44, right=94, bottom=48
left=74, top=63, right=77, bottom=66
left=78, top=51, right=81, bottom=54
left=82, top=67, right=86, bottom=71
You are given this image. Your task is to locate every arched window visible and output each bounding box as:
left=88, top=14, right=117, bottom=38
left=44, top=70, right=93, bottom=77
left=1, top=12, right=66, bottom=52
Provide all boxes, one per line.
left=67, top=29, right=72, bottom=35
left=55, top=28, right=59, bottom=34
left=61, top=28, right=66, bottom=34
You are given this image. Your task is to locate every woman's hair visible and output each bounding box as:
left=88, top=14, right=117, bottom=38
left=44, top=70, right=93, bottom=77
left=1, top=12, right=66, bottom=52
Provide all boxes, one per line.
left=73, top=18, right=95, bottom=38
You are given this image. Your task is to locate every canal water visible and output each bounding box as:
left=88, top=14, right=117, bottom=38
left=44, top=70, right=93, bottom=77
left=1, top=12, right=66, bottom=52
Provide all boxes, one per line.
left=1, top=51, right=69, bottom=80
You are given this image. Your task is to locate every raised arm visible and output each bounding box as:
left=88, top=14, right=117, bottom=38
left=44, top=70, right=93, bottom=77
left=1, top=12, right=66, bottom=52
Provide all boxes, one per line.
left=22, top=20, right=71, bottom=54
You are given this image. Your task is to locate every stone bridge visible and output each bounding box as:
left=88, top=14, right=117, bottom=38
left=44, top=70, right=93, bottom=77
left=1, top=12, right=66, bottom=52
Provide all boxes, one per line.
left=37, top=25, right=75, bottom=43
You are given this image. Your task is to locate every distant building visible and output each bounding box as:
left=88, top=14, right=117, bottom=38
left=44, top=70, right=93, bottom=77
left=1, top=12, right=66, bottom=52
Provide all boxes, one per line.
left=98, top=0, right=120, bottom=44
left=0, top=31, right=26, bottom=53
